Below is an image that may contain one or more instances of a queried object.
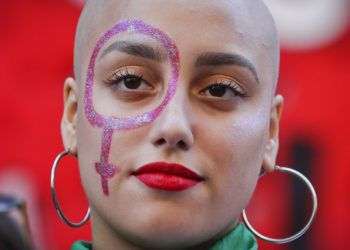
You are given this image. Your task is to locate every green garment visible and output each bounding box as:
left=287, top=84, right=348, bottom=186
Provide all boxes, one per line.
left=71, top=224, right=257, bottom=250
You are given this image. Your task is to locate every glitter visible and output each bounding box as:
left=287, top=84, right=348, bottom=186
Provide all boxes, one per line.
left=127, top=24, right=136, bottom=33
left=84, top=19, right=180, bottom=195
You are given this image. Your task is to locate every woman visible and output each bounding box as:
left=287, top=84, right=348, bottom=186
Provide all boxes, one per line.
left=51, top=0, right=317, bottom=249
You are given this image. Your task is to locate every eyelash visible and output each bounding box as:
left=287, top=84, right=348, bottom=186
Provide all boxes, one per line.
left=104, top=69, right=150, bottom=91
left=202, top=81, right=248, bottom=98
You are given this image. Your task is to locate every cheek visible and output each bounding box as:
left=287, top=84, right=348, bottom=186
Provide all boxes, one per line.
left=107, top=125, right=152, bottom=187
left=199, top=111, right=269, bottom=214
left=228, top=114, right=269, bottom=169
left=75, top=102, right=151, bottom=201
left=76, top=105, right=104, bottom=202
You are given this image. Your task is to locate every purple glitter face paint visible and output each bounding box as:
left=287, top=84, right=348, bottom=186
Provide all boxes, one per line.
left=84, top=20, right=180, bottom=195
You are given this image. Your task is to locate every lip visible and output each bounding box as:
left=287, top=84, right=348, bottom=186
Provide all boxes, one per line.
left=132, top=162, right=204, bottom=191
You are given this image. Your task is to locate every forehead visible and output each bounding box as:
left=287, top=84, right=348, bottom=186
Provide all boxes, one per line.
left=87, top=0, right=262, bottom=47
left=77, top=0, right=277, bottom=86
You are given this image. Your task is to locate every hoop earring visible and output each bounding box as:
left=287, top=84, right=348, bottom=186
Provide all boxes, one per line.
left=50, top=150, right=90, bottom=228
left=242, top=165, right=318, bottom=244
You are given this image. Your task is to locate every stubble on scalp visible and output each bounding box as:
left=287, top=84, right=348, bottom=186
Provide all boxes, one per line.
left=74, top=0, right=279, bottom=91
left=73, top=0, right=103, bottom=83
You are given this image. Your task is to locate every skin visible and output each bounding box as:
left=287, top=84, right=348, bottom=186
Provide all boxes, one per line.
left=61, top=0, right=283, bottom=249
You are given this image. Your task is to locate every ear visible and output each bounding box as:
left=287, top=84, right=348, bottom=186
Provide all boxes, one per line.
left=262, top=94, right=284, bottom=173
left=61, top=77, right=79, bottom=155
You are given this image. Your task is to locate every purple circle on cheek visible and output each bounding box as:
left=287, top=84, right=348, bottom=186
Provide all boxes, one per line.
left=84, top=19, right=180, bottom=130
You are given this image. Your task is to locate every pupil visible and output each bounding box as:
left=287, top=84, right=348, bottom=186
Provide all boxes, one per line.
left=124, top=77, right=141, bottom=89
left=209, top=85, right=226, bottom=97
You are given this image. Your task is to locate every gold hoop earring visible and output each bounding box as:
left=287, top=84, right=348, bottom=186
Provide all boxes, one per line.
left=50, top=150, right=90, bottom=228
left=242, top=165, right=318, bottom=244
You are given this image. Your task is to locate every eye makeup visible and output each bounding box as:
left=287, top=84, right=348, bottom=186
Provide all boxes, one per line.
left=200, top=80, right=248, bottom=99
left=104, top=67, right=154, bottom=93
left=84, top=19, right=180, bottom=195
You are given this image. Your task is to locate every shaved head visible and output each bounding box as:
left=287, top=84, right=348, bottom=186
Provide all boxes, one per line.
left=63, top=1, right=284, bottom=248
left=74, top=0, right=279, bottom=90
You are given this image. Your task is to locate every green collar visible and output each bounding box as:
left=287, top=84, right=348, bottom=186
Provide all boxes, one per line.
left=71, top=241, right=91, bottom=250
left=71, top=223, right=257, bottom=250
left=210, top=224, right=257, bottom=250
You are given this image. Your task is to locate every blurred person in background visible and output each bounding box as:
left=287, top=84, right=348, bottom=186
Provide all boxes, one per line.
left=0, top=194, right=33, bottom=250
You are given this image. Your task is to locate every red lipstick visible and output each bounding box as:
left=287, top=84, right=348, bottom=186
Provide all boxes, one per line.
left=132, top=162, right=204, bottom=191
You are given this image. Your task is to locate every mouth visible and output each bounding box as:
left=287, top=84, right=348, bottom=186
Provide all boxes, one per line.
left=131, top=162, right=204, bottom=191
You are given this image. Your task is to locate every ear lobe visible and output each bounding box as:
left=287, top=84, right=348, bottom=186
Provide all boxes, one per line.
left=61, top=77, right=78, bottom=155
left=262, top=95, right=284, bottom=173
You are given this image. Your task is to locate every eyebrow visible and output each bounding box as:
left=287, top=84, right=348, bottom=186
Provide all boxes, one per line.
left=195, top=52, right=260, bottom=83
left=99, top=41, right=165, bottom=62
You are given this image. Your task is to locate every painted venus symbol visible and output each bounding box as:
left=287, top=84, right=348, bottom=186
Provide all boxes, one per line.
left=84, top=20, right=180, bottom=195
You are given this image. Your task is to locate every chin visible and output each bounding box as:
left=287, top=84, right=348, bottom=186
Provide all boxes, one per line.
left=119, top=224, right=214, bottom=250
left=115, top=205, right=230, bottom=249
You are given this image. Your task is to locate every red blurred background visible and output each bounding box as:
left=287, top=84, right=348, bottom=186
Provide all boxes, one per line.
left=0, top=1, right=349, bottom=249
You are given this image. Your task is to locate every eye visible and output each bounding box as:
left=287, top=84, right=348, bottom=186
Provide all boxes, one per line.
left=200, top=80, right=248, bottom=100
left=104, top=69, right=153, bottom=92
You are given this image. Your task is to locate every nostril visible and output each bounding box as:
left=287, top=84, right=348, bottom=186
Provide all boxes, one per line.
left=154, top=138, right=188, bottom=150
left=177, top=141, right=188, bottom=150
left=154, top=138, right=166, bottom=146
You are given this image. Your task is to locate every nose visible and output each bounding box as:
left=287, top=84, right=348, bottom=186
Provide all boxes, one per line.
left=150, top=91, right=194, bottom=151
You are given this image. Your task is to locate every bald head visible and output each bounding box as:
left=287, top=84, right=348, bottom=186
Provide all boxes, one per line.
left=74, top=0, right=279, bottom=91
left=64, top=3, right=283, bottom=247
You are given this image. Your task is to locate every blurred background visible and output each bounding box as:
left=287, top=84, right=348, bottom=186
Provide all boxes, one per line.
left=0, top=0, right=349, bottom=249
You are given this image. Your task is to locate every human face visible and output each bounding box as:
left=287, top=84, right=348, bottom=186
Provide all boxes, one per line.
left=62, top=0, right=282, bottom=248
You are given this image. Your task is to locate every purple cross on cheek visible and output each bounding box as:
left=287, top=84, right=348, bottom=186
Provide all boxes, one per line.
left=83, top=19, right=180, bottom=196
left=94, top=127, right=117, bottom=195
left=95, top=162, right=117, bottom=195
